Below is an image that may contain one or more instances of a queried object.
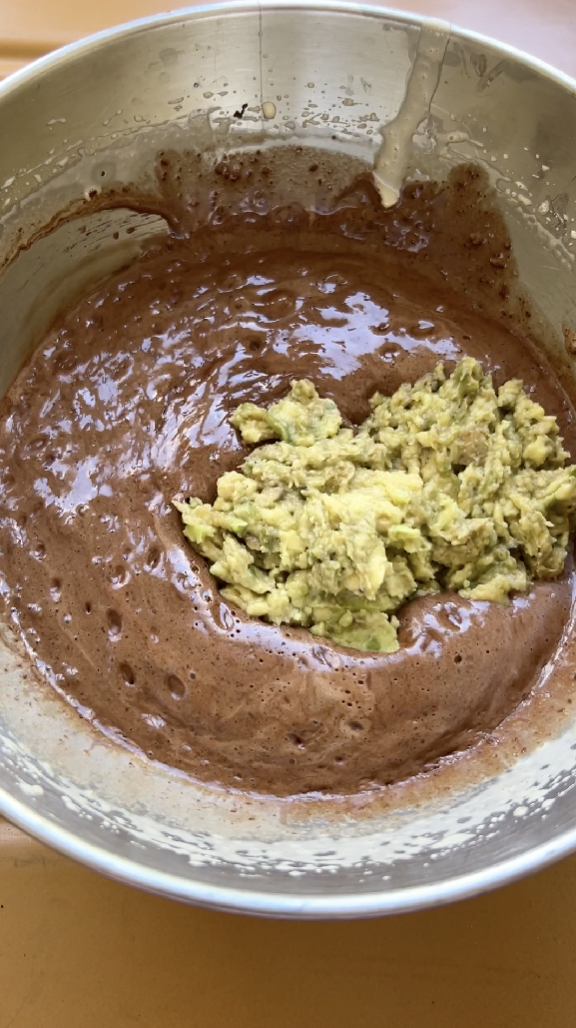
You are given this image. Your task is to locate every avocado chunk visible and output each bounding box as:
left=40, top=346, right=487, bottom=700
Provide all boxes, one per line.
left=175, top=359, right=576, bottom=653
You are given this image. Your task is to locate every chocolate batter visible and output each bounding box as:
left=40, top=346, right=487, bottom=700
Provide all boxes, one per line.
left=0, top=154, right=573, bottom=796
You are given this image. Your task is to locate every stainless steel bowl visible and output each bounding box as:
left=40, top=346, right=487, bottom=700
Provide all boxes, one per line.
left=2, top=2, right=576, bottom=918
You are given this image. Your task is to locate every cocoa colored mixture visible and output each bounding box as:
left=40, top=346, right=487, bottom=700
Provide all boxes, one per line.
left=0, top=153, right=573, bottom=796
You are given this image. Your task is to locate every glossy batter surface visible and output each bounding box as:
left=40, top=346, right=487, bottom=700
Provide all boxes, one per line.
left=0, top=160, right=573, bottom=795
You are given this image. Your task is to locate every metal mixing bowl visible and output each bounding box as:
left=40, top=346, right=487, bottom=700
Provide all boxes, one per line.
left=1, top=1, right=576, bottom=918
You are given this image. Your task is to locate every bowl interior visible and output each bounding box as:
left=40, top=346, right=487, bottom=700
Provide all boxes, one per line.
left=1, top=2, right=576, bottom=916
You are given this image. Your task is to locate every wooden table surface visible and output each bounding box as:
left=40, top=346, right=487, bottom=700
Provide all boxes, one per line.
left=1, top=2, right=576, bottom=1026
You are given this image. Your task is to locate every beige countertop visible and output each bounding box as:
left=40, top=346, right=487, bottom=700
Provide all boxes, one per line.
left=1, top=2, right=576, bottom=1025
left=2, top=821, right=576, bottom=1027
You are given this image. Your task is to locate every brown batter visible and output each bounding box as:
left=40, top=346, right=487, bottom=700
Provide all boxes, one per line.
left=0, top=153, right=573, bottom=796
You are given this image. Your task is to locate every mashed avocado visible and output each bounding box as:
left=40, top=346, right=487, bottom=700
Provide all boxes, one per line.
left=175, top=359, right=576, bottom=653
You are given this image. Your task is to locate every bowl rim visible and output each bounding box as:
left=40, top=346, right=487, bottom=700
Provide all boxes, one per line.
left=2, top=0, right=576, bottom=918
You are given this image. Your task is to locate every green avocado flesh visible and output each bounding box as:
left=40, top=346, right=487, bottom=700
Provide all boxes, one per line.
left=174, top=358, right=576, bottom=653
